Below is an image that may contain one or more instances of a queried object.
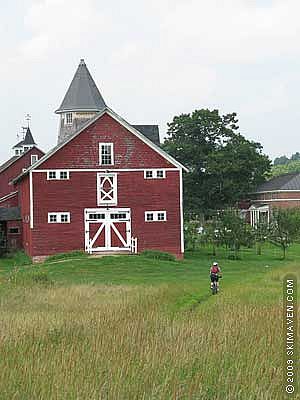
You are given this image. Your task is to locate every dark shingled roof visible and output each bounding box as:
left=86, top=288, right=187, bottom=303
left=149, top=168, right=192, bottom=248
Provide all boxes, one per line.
left=56, top=59, right=106, bottom=113
left=0, top=207, right=21, bottom=221
left=13, top=127, right=36, bottom=148
left=255, top=173, right=300, bottom=192
left=0, top=156, right=18, bottom=174
left=132, top=125, right=160, bottom=145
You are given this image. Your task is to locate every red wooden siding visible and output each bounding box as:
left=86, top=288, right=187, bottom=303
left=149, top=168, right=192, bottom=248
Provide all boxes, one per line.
left=30, top=170, right=182, bottom=258
left=39, top=113, right=173, bottom=170
left=0, top=192, right=19, bottom=208
left=7, top=221, right=22, bottom=250
left=0, top=147, right=44, bottom=199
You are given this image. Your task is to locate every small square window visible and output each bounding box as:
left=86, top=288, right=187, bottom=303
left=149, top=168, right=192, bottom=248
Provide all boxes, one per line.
left=146, top=213, right=154, bottom=222
left=157, top=212, right=166, bottom=221
left=156, top=170, right=165, bottom=178
left=49, top=214, right=57, bottom=223
left=60, top=171, right=69, bottom=180
left=145, top=171, right=153, bottom=179
left=60, top=214, right=69, bottom=223
left=48, top=171, right=56, bottom=180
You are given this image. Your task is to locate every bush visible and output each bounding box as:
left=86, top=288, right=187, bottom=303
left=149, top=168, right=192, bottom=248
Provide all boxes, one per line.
left=140, top=250, right=176, bottom=262
left=7, top=268, right=53, bottom=286
left=45, top=250, right=88, bottom=263
left=2, top=251, right=32, bottom=265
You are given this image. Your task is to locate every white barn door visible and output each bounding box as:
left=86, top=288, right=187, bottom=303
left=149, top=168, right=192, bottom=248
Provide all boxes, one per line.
left=85, top=208, right=131, bottom=253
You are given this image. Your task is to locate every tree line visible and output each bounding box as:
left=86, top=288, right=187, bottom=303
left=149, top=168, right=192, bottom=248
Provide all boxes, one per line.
left=184, top=208, right=300, bottom=260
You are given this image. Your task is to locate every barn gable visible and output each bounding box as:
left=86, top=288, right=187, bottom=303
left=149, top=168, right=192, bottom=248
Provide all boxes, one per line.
left=15, top=108, right=187, bottom=176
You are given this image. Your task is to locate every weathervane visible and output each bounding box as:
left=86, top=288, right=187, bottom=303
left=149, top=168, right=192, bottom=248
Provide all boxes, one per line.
left=25, top=114, right=31, bottom=128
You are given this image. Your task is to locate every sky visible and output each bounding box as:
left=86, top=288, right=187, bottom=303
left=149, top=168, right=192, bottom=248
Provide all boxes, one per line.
left=1, top=0, right=300, bottom=164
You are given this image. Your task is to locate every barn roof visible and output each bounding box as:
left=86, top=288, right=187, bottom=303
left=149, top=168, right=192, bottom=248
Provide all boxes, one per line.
left=132, top=125, right=160, bottom=145
left=55, top=59, right=106, bottom=113
left=0, top=156, right=19, bottom=174
left=254, top=173, right=300, bottom=192
left=12, top=108, right=188, bottom=184
left=0, top=146, right=44, bottom=176
left=13, top=127, right=36, bottom=148
left=0, top=207, right=21, bottom=221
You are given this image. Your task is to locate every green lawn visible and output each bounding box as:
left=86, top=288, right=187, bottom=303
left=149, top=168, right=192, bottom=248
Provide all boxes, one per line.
left=0, top=245, right=299, bottom=399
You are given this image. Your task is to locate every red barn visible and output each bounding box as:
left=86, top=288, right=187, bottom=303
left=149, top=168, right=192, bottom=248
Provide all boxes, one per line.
left=11, top=60, right=187, bottom=261
left=0, top=127, right=44, bottom=252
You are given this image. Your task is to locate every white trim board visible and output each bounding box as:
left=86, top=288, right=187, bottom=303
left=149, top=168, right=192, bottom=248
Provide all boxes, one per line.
left=32, top=168, right=179, bottom=173
left=0, top=191, right=18, bottom=203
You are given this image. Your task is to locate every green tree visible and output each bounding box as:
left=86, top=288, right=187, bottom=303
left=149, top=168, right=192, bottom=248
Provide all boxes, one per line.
left=163, top=109, right=271, bottom=215
left=273, top=155, right=289, bottom=166
left=269, top=208, right=300, bottom=259
left=253, top=220, right=269, bottom=255
left=218, top=209, right=252, bottom=260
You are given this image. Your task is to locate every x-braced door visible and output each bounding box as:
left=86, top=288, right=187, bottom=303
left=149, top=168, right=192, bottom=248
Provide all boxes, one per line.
left=85, top=208, right=131, bottom=253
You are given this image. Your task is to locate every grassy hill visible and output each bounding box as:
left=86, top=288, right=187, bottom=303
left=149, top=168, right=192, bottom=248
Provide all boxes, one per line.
left=0, top=246, right=299, bottom=399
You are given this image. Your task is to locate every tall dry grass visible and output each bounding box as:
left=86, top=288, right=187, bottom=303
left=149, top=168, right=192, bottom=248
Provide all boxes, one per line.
left=0, top=282, right=295, bottom=399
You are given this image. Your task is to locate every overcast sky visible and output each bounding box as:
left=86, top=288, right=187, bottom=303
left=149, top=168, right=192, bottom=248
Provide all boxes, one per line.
left=1, top=0, right=299, bottom=164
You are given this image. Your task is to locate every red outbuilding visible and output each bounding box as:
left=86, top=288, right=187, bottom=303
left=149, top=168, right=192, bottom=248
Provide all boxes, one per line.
left=9, top=60, right=186, bottom=261
left=0, top=127, right=44, bottom=252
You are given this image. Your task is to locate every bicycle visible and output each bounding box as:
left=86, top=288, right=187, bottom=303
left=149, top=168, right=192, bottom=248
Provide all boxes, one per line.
left=210, top=274, right=222, bottom=295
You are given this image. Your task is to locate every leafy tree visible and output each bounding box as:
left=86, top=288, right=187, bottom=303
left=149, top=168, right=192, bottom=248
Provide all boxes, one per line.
left=291, top=152, right=300, bottom=161
left=270, top=160, right=300, bottom=178
left=253, top=220, right=269, bottom=255
left=218, top=209, right=252, bottom=260
left=184, top=221, right=201, bottom=251
left=273, top=155, right=289, bottom=166
left=163, top=109, right=271, bottom=216
left=269, top=208, right=300, bottom=259
left=204, top=214, right=223, bottom=256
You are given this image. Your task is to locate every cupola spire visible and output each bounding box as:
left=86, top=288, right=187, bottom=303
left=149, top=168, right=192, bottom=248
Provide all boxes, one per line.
left=55, top=59, right=107, bottom=143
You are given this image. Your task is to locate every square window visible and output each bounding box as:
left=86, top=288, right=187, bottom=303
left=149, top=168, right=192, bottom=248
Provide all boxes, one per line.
left=157, top=212, right=166, bottom=221
left=49, top=214, right=57, bottom=223
left=48, top=171, right=56, bottom=180
left=60, top=171, right=69, bottom=180
left=145, top=170, right=153, bottom=179
left=146, top=213, right=154, bottom=222
left=60, top=214, right=69, bottom=223
left=156, top=170, right=165, bottom=178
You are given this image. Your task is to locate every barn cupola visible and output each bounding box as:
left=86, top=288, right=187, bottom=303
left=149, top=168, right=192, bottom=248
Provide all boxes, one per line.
left=55, top=59, right=107, bottom=143
left=13, top=127, right=37, bottom=156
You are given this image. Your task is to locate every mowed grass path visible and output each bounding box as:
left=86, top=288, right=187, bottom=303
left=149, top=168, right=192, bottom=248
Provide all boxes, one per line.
left=0, top=245, right=299, bottom=399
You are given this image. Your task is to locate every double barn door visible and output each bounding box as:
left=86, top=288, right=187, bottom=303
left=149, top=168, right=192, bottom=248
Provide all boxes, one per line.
left=85, top=208, right=131, bottom=253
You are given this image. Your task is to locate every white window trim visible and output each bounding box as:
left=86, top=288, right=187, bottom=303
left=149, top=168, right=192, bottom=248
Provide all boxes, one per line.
left=48, top=212, right=71, bottom=224
left=47, top=170, right=70, bottom=180
left=31, top=154, right=38, bottom=165
left=99, top=143, right=114, bottom=166
left=97, top=173, right=118, bottom=205
left=144, top=169, right=166, bottom=179
left=145, top=211, right=167, bottom=222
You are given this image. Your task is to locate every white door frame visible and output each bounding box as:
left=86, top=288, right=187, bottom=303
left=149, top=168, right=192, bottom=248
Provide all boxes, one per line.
left=84, top=208, right=131, bottom=253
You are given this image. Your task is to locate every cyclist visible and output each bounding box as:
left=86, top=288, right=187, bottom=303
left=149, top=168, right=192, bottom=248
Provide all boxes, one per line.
left=210, top=262, right=222, bottom=291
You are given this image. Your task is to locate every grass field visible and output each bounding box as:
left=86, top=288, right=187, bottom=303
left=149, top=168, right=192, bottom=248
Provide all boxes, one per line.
left=0, top=245, right=299, bottom=399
